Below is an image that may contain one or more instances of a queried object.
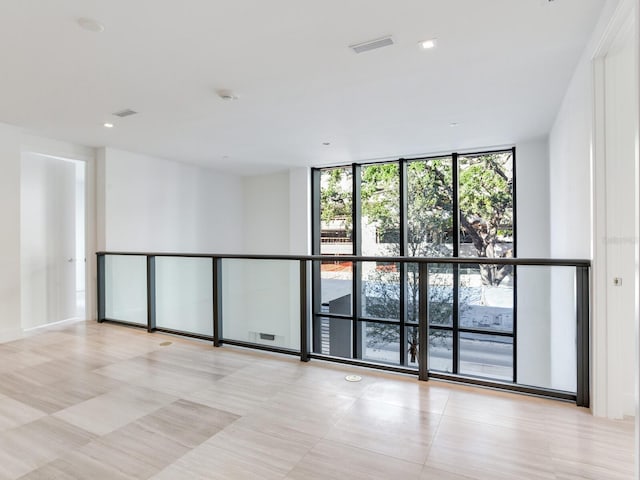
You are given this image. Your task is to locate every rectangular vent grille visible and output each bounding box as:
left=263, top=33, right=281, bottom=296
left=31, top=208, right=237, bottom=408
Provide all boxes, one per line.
left=349, top=36, right=394, bottom=54
left=113, top=109, right=138, bottom=118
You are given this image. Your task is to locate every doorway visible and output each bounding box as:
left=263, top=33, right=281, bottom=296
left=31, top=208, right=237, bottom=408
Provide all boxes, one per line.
left=20, top=153, right=86, bottom=329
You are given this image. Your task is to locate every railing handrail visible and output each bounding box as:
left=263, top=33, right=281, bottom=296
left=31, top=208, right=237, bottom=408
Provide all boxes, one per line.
left=96, top=251, right=591, bottom=268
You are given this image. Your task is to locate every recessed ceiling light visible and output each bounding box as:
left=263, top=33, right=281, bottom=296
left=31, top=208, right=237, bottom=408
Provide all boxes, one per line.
left=419, top=39, right=437, bottom=50
left=103, top=123, right=114, bottom=128
left=77, top=17, right=105, bottom=33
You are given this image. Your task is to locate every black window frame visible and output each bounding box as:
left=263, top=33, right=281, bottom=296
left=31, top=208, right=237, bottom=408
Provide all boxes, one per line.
left=311, top=147, right=518, bottom=382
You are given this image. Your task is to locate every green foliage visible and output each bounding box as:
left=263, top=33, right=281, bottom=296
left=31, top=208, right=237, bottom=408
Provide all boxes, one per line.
left=361, top=163, right=400, bottom=245
left=320, top=168, right=352, bottom=230
left=459, top=154, right=513, bottom=240
left=407, top=159, right=453, bottom=255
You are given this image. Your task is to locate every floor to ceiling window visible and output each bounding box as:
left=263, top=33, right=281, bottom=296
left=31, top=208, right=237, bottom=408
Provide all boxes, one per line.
left=312, top=148, right=516, bottom=383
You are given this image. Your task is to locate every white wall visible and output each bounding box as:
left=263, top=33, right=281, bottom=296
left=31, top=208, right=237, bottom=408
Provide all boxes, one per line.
left=549, top=0, right=637, bottom=416
left=289, top=167, right=311, bottom=255
left=226, top=170, right=310, bottom=349
left=0, top=124, right=22, bottom=341
left=548, top=25, right=595, bottom=394
left=98, top=147, right=243, bottom=253
left=599, top=12, right=637, bottom=418
left=242, top=171, right=290, bottom=253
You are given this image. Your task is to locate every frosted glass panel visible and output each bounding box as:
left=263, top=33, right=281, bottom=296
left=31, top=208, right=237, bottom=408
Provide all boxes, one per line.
left=156, top=257, right=212, bottom=336
left=222, top=259, right=300, bottom=351
left=104, top=255, right=147, bottom=325
left=518, top=266, right=576, bottom=392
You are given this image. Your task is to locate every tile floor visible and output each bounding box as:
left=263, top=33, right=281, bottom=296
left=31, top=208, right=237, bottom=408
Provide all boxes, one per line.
left=0, top=320, right=633, bottom=479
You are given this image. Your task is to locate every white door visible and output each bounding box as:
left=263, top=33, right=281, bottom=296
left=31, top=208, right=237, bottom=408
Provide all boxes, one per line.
left=21, top=153, right=81, bottom=328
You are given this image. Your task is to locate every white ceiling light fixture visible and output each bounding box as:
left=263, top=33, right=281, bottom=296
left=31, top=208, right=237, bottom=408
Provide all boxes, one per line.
left=419, top=38, right=437, bottom=50
left=77, top=17, right=105, bottom=33
left=349, top=35, right=394, bottom=54
left=103, top=122, right=114, bottom=128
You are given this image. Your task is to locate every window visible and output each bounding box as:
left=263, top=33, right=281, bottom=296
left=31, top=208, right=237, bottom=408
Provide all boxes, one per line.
left=312, top=149, right=516, bottom=382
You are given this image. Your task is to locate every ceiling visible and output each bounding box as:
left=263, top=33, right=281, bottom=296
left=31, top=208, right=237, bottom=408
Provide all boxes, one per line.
left=0, top=0, right=606, bottom=175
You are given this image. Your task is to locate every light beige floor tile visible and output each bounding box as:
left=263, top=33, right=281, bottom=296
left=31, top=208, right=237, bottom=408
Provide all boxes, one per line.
left=420, top=465, right=478, bottom=479
left=77, top=422, right=191, bottom=479
left=235, top=387, right=357, bottom=437
left=0, top=416, right=95, bottom=479
left=362, top=378, right=451, bottom=414
left=286, top=440, right=423, bottom=480
left=8, top=372, right=127, bottom=414
left=182, top=379, right=275, bottom=416
left=136, top=399, right=239, bottom=447
left=53, top=385, right=177, bottom=436
left=426, top=416, right=555, bottom=480
left=152, top=432, right=294, bottom=480
left=18, top=451, right=136, bottom=480
left=0, top=321, right=632, bottom=480
left=325, top=397, right=440, bottom=463
left=0, top=394, right=47, bottom=431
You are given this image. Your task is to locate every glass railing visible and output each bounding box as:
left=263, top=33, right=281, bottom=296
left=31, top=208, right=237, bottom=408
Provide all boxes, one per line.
left=97, top=252, right=590, bottom=407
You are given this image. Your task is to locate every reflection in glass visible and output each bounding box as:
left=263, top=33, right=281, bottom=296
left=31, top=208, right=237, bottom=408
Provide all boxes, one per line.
left=428, top=264, right=454, bottom=327
left=363, top=321, right=399, bottom=364
left=407, top=325, right=419, bottom=368
left=459, top=332, right=513, bottom=381
left=320, top=261, right=352, bottom=315
left=361, top=262, right=399, bottom=320
left=459, top=265, right=513, bottom=333
left=316, top=316, right=352, bottom=357
left=361, top=163, right=400, bottom=256
left=429, top=329, right=453, bottom=373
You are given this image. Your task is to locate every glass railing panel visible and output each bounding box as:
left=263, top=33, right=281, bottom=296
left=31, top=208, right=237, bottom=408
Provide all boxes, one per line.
left=427, top=263, right=454, bottom=327
left=155, top=256, right=213, bottom=337
left=320, top=260, right=352, bottom=315
left=221, top=259, right=300, bottom=351
left=104, top=254, right=147, bottom=325
left=361, top=261, right=399, bottom=321
left=517, top=265, right=576, bottom=392
left=459, top=264, right=513, bottom=334
left=429, top=328, right=453, bottom=373
left=317, top=316, right=352, bottom=357
left=459, top=332, right=513, bottom=381
left=362, top=321, right=399, bottom=364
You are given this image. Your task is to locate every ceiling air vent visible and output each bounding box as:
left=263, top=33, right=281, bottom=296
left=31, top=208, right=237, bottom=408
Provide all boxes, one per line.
left=112, top=109, right=138, bottom=118
left=349, top=35, right=394, bottom=54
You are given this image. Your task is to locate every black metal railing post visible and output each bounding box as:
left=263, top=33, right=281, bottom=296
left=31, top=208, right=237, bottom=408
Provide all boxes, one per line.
left=576, top=265, right=590, bottom=408
left=418, top=262, right=429, bottom=381
left=300, top=260, right=310, bottom=362
left=97, top=253, right=105, bottom=322
left=146, top=256, right=156, bottom=333
left=213, top=257, right=223, bottom=347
